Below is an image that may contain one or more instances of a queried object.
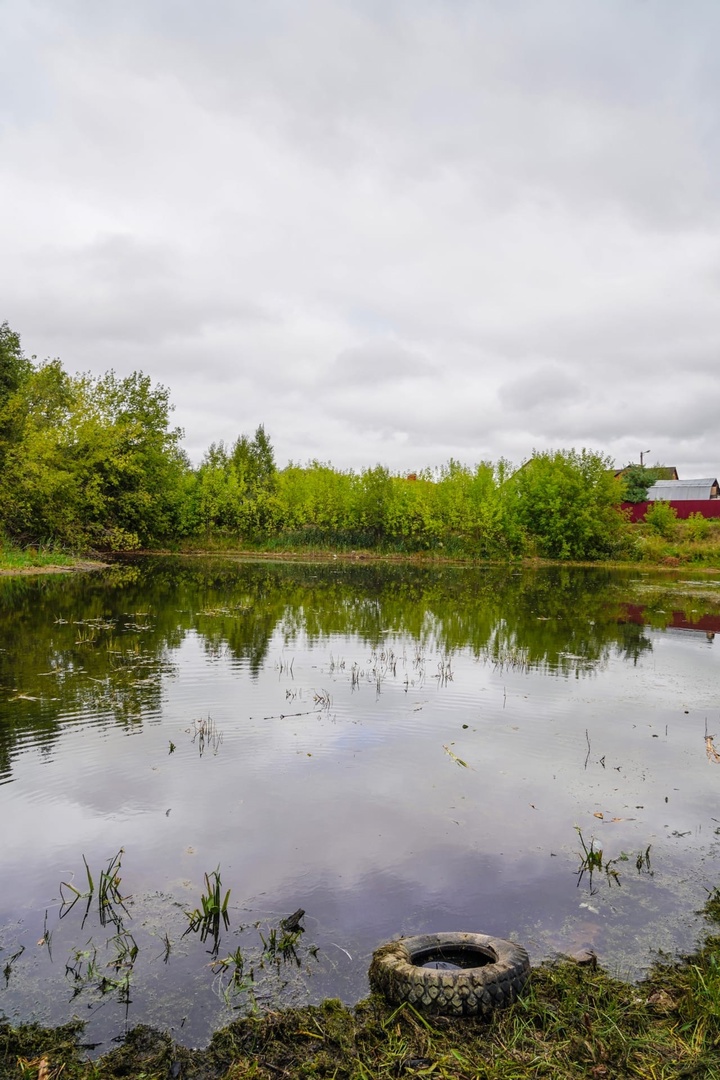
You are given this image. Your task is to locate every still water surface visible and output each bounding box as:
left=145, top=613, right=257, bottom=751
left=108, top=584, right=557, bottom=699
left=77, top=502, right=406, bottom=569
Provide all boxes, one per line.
left=1, top=557, right=719, bottom=1048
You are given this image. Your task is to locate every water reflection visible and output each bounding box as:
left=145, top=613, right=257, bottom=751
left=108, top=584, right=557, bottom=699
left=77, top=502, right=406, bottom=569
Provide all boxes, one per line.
left=0, top=558, right=719, bottom=1048
left=0, top=559, right=654, bottom=781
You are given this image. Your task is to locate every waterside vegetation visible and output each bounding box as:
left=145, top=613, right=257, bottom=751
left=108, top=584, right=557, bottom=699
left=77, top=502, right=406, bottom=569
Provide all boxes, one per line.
left=0, top=539, right=75, bottom=573
left=3, top=889, right=720, bottom=1079
left=4, top=321, right=720, bottom=568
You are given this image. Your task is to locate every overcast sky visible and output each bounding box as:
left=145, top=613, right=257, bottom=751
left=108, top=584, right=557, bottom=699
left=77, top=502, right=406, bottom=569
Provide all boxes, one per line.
left=2, top=1, right=719, bottom=475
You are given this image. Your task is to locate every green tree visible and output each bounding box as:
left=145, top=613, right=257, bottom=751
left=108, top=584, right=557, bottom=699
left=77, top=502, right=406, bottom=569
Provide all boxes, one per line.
left=0, top=356, right=188, bottom=548
left=621, top=464, right=658, bottom=503
left=0, top=322, right=33, bottom=474
left=0, top=322, right=31, bottom=407
left=231, top=424, right=276, bottom=496
left=354, top=465, right=392, bottom=544
left=66, top=370, right=187, bottom=545
left=0, top=360, right=79, bottom=543
left=193, top=441, right=247, bottom=535
left=509, top=449, right=627, bottom=559
left=226, top=425, right=279, bottom=539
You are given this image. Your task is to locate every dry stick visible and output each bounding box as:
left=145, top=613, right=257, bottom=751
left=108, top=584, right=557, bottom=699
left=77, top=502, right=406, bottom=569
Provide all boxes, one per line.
left=584, top=729, right=591, bottom=770
left=262, top=708, right=322, bottom=720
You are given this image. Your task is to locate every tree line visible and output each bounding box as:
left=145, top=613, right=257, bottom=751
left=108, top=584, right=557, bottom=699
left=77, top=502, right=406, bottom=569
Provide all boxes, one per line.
left=0, top=322, right=632, bottom=559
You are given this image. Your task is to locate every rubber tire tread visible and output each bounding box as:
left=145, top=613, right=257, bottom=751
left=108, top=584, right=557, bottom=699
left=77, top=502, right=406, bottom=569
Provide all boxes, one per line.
left=368, top=932, right=530, bottom=1016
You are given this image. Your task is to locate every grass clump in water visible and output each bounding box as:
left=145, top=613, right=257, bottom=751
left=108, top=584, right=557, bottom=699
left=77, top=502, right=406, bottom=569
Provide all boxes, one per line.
left=183, top=867, right=231, bottom=956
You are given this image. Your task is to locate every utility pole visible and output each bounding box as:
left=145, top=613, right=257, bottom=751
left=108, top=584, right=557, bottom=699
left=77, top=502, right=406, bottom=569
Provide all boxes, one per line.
left=640, top=450, right=650, bottom=467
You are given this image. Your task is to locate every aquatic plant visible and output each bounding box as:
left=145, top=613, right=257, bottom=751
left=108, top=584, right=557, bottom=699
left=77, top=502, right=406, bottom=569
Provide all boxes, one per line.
left=2, top=945, right=24, bottom=987
left=258, top=919, right=304, bottom=967
left=184, top=868, right=231, bottom=955
left=575, top=827, right=621, bottom=890
left=97, top=849, right=129, bottom=927
left=38, top=910, right=53, bottom=961
left=190, top=715, right=223, bottom=756
left=59, top=849, right=129, bottom=928
left=211, top=945, right=256, bottom=1004
left=64, top=943, right=101, bottom=999
left=59, top=855, right=95, bottom=923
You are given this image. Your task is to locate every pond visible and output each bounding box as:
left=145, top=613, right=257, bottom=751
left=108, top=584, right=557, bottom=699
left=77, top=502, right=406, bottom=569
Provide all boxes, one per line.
left=1, top=557, right=719, bottom=1050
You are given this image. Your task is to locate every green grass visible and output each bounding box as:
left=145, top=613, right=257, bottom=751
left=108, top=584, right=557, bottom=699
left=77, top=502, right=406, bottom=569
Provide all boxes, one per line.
left=627, top=517, right=720, bottom=567
left=0, top=539, right=74, bottom=571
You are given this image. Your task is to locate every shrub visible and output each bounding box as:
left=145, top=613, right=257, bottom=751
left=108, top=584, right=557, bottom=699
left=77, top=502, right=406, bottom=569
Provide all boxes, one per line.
left=509, top=449, right=627, bottom=560
left=644, top=501, right=678, bottom=538
left=685, top=511, right=711, bottom=542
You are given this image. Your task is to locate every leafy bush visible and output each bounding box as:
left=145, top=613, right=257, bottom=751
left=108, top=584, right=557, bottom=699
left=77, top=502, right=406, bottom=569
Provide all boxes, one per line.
left=644, top=501, right=678, bottom=538
left=685, top=511, right=711, bottom=542
left=508, top=449, right=627, bottom=559
left=633, top=533, right=668, bottom=563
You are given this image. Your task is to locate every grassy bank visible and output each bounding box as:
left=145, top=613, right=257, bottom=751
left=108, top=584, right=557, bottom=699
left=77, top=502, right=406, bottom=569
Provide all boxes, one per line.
left=4, top=532, right=720, bottom=580
left=0, top=540, right=74, bottom=573
left=4, top=897, right=720, bottom=1080
left=174, top=518, right=720, bottom=570
left=0, top=540, right=106, bottom=575
left=631, top=515, right=720, bottom=568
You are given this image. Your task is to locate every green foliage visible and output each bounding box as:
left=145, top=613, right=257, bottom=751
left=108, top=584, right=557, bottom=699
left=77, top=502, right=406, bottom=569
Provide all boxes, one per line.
left=231, top=424, right=276, bottom=495
left=184, top=867, right=231, bottom=955
left=686, top=511, right=711, bottom=542
left=509, top=449, right=626, bottom=559
left=0, top=321, right=32, bottom=410
left=644, top=500, right=678, bottom=538
left=159, top=440, right=634, bottom=561
left=0, top=340, right=186, bottom=548
left=0, top=321, right=33, bottom=474
left=0, top=538, right=73, bottom=569
left=621, top=464, right=658, bottom=503
left=0, top=321, right=645, bottom=563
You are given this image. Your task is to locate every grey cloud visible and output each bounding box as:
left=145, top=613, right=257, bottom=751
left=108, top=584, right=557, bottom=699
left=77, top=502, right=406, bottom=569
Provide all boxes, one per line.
left=1, top=1, right=720, bottom=478
left=90, top=0, right=720, bottom=226
left=6, top=233, right=274, bottom=356
left=498, top=366, right=584, bottom=413
left=325, top=342, right=435, bottom=388
left=18, top=0, right=718, bottom=226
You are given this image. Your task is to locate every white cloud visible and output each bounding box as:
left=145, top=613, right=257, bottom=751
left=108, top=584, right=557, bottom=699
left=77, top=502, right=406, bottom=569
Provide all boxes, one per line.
left=2, top=0, right=720, bottom=476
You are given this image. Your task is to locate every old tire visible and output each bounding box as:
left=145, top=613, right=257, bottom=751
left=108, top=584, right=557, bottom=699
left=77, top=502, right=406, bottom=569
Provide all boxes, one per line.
left=368, top=932, right=530, bottom=1017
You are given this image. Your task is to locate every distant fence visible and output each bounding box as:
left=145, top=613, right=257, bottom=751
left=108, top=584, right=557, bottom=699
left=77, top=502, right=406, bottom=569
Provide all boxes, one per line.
left=622, top=500, right=720, bottom=522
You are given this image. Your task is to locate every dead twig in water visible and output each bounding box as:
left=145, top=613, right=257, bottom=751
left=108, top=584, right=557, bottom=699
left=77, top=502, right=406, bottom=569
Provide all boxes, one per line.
left=704, top=718, right=720, bottom=764
left=443, top=744, right=470, bottom=769
left=262, top=708, right=322, bottom=720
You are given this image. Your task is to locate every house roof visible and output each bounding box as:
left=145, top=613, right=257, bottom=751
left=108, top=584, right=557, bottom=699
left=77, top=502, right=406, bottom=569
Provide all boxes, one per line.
left=646, top=478, right=719, bottom=501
